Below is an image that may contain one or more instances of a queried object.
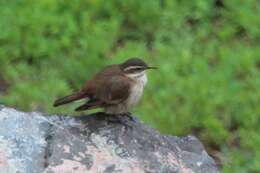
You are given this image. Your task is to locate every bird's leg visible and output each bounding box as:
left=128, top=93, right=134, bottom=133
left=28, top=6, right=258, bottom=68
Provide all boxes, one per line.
left=105, top=113, right=126, bottom=124
left=123, top=112, right=135, bottom=121
left=104, top=112, right=134, bottom=131
left=106, top=113, right=132, bottom=130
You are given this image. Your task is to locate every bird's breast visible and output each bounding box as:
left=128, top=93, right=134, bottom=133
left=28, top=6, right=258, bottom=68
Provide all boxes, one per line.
left=126, top=74, right=147, bottom=108
left=104, top=74, right=147, bottom=114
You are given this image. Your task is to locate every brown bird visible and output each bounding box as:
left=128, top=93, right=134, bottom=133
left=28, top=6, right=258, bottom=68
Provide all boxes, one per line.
left=53, top=58, right=156, bottom=114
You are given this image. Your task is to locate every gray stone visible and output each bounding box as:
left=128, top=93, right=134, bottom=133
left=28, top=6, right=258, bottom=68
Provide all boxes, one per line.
left=0, top=105, right=4, bottom=111
left=0, top=106, right=219, bottom=173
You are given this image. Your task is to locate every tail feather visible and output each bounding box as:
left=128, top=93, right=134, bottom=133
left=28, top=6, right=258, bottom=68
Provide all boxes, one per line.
left=53, top=92, right=86, bottom=107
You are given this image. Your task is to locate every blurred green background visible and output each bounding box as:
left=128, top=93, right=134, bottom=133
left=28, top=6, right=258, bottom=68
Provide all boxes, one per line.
left=0, top=0, right=260, bottom=172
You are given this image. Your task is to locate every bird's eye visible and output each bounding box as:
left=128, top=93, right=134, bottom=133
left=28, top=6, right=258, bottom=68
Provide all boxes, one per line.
left=135, top=67, right=143, bottom=71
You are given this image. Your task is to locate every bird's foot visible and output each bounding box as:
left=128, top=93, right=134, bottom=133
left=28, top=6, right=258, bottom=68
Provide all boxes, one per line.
left=121, top=112, right=135, bottom=122
left=104, top=112, right=135, bottom=131
left=106, top=118, right=133, bottom=131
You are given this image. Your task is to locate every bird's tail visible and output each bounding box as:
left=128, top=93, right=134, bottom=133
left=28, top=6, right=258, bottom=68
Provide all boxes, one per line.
left=53, top=91, right=86, bottom=107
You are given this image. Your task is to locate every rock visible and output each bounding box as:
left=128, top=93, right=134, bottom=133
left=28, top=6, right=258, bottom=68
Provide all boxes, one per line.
left=0, top=106, right=219, bottom=173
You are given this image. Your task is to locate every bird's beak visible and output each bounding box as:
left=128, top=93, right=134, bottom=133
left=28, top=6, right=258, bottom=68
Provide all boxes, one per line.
left=146, top=66, right=157, bottom=70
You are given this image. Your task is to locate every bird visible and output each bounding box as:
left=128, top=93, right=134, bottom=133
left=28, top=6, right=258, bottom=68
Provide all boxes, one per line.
left=53, top=58, right=156, bottom=115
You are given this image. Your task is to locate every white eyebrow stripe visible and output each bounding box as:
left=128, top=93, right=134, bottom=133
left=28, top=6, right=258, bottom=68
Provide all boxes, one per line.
left=124, top=66, right=143, bottom=71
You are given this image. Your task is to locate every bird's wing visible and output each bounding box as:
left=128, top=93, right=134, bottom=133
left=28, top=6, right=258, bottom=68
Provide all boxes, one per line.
left=95, top=75, right=131, bottom=105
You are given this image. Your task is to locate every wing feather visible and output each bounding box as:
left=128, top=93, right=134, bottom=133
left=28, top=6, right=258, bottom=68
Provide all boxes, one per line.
left=96, top=75, right=130, bottom=105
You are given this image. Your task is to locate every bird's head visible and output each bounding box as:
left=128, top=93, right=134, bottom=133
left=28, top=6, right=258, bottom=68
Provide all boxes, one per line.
left=120, top=58, right=156, bottom=79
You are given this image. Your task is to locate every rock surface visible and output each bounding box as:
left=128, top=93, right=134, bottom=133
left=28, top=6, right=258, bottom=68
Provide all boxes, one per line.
left=0, top=106, right=219, bottom=173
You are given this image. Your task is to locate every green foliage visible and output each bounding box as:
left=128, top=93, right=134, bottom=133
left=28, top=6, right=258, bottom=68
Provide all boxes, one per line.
left=0, top=0, right=260, bottom=172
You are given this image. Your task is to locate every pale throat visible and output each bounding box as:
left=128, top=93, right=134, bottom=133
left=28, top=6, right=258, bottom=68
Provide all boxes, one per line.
left=126, top=71, right=148, bottom=85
